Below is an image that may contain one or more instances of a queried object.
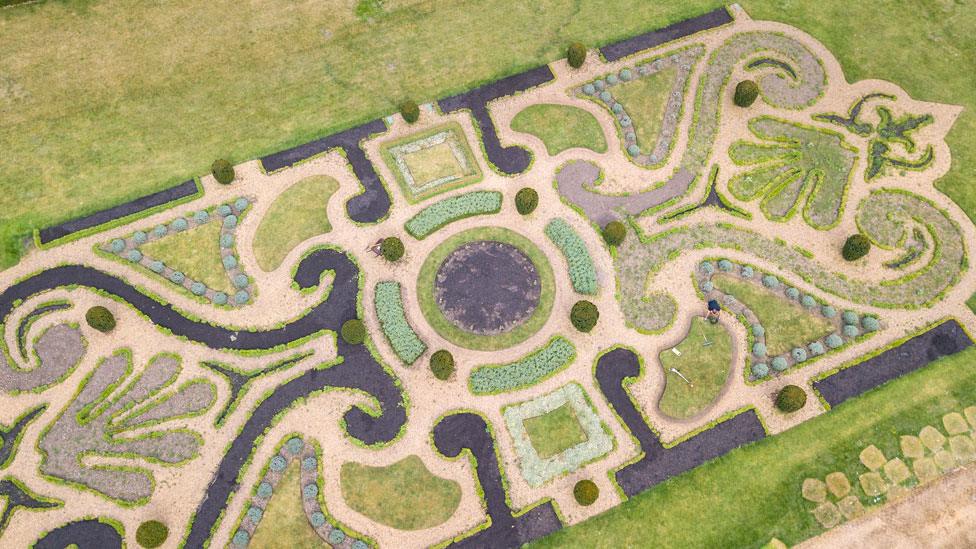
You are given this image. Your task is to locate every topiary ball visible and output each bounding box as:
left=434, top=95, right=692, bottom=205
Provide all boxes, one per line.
left=718, top=259, right=733, bottom=272
left=270, top=455, right=287, bottom=472
left=752, top=362, right=770, bottom=378
left=246, top=506, right=263, bottom=524
left=256, top=481, right=273, bottom=498
left=190, top=282, right=206, bottom=296
left=752, top=324, right=765, bottom=338
left=752, top=342, right=767, bottom=357
left=149, top=260, right=165, bottom=273
left=153, top=224, right=167, bottom=238
left=762, top=274, right=779, bottom=288
left=573, top=479, right=599, bottom=505
left=627, top=144, right=640, bottom=156
left=734, top=80, right=759, bottom=107
left=801, top=295, right=817, bottom=308
left=234, top=290, right=249, bottom=304
left=223, top=214, right=238, bottom=229
left=85, top=306, right=116, bottom=333
left=133, top=231, right=148, bottom=244
left=212, top=292, right=228, bottom=305
left=222, top=255, right=238, bottom=270
left=234, top=197, right=249, bottom=211
left=341, top=319, right=366, bottom=345
left=775, top=384, right=807, bottom=412
left=381, top=236, right=405, bottom=262
left=220, top=233, right=234, bottom=249
left=170, top=271, right=185, bottom=284
left=212, top=159, right=235, bottom=184
left=826, top=333, right=844, bottom=349
left=862, top=316, right=880, bottom=332
left=843, top=324, right=860, bottom=338
left=127, top=249, right=143, bottom=263
left=194, top=210, right=210, bottom=224
left=400, top=100, right=420, bottom=123
left=515, top=187, right=539, bottom=215
left=581, top=83, right=595, bottom=95
left=570, top=300, right=599, bottom=332
left=809, top=341, right=825, bottom=356
left=171, top=217, right=188, bottom=232
left=310, top=511, right=326, bottom=527
left=791, top=347, right=808, bottom=363
left=328, top=528, right=346, bottom=545
left=136, top=520, right=168, bottom=548
left=602, top=221, right=626, bottom=246
left=430, top=350, right=455, bottom=380
left=217, top=204, right=233, bottom=217
left=302, top=483, right=318, bottom=499
left=567, top=42, right=587, bottom=68
left=842, top=234, right=871, bottom=261
left=771, top=356, right=789, bottom=371
left=842, top=310, right=859, bottom=326
left=231, top=530, right=249, bottom=547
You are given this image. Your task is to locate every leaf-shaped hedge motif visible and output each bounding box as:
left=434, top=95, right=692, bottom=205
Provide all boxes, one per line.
left=728, top=117, right=857, bottom=228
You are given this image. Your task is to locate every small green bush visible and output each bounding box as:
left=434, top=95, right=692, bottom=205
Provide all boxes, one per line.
left=570, top=300, right=599, bottom=332
left=85, top=306, right=116, bottom=333
left=785, top=287, right=800, bottom=300
left=718, top=259, right=733, bottom=271
left=821, top=305, right=836, bottom=318
left=341, top=319, right=366, bottom=345
left=212, top=159, right=235, bottom=185
left=862, top=316, right=880, bottom=332
left=752, top=342, right=767, bottom=357
left=752, top=362, right=769, bottom=378
left=136, top=520, right=168, bottom=548
left=733, top=80, right=759, bottom=107
left=751, top=324, right=765, bottom=338
left=775, top=384, right=807, bottom=413
left=741, top=266, right=754, bottom=278
left=771, top=356, right=788, bottom=371
left=842, top=234, right=871, bottom=261
left=699, top=261, right=714, bottom=275
left=602, top=221, right=626, bottom=246
left=842, top=310, right=859, bottom=325
left=430, top=350, right=455, bottom=380
left=515, top=187, right=539, bottom=215
left=809, top=341, right=825, bottom=356
left=801, top=295, right=817, bottom=308
left=791, top=347, right=808, bottom=362
left=573, top=479, right=599, bottom=505
left=826, top=333, right=844, bottom=349
left=843, top=324, right=860, bottom=338
left=400, top=100, right=420, bottom=123
left=381, top=237, right=405, bottom=262
left=762, top=274, right=779, bottom=288
left=567, top=42, right=587, bottom=68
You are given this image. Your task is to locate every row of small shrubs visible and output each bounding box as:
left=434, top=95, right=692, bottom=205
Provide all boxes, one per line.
left=469, top=337, right=576, bottom=394
left=404, top=191, right=502, bottom=239
left=544, top=219, right=598, bottom=295
left=374, top=281, right=426, bottom=364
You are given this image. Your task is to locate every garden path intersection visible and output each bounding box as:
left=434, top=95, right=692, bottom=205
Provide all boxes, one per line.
left=0, top=5, right=974, bottom=548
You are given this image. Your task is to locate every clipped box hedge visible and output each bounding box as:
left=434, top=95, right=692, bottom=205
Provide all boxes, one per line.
left=405, top=191, right=502, bottom=239
left=545, top=218, right=597, bottom=295
left=469, top=337, right=576, bottom=394
left=374, top=281, right=426, bottom=365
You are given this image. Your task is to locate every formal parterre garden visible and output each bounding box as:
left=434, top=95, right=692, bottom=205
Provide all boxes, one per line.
left=0, top=4, right=974, bottom=549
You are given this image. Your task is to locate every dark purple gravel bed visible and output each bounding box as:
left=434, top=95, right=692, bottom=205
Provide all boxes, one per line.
left=37, top=178, right=199, bottom=245
left=813, top=319, right=973, bottom=408
left=599, top=7, right=733, bottom=62
left=32, top=518, right=122, bottom=549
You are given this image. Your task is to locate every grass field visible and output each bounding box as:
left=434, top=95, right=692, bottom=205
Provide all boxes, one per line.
left=510, top=104, right=608, bottom=156
left=253, top=175, right=338, bottom=272
left=712, top=274, right=834, bottom=357
left=532, top=346, right=976, bottom=548
left=140, top=221, right=233, bottom=293
left=610, top=66, right=676, bottom=151
left=249, top=462, right=322, bottom=549
left=524, top=403, right=589, bottom=459
left=339, top=455, right=461, bottom=531
left=657, top=317, right=733, bottom=419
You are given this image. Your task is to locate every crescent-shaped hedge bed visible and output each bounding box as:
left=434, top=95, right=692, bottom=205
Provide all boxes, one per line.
left=405, top=191, right=502, bottom=239
left=544, top=219, right=598, bottom=295
left=468, top=336, right=576, bottom=394
left=374, top=281, right=426, bottom=365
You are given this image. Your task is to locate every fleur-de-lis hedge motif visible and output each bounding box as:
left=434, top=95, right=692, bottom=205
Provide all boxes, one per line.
left=728, top=117, right=857, bottom=228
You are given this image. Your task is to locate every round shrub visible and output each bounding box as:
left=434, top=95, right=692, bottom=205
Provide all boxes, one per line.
left=801, top=295, right=817, bottom=308
left=593, top=79, right=605, bottom=91
left=190, top=282, right=206, bottom=296
left=752, top=324, right=765, bottom=338
left=741, top=266, right=754, bottom=278
left=785, top=287, right=800, bottom=300
left=212, top=292, right=228, bottom=305
left=171, top=217, right=188, bottom=232
left=515, top=187, right=539, bottom=215
left=862, top=316, right=880, bottom=332
left=302, top=456, right=317, bottom=471
left=220, top=233, right=234, bottom=248
left=620, top=68, right=632, bottom=81
left=234, top=290, right=249, bottom=304
left=302, top=483, right=318, bottom=499
left=752, top=342, right=767, bottom=357
left=771, top=356, right=789, bottom=371
left=222, top=255, right=238, bottom=270
left=270, top=455, right=286, bottom=472
left=599, top=90, right=611, bottom=102
left=612, top=104, right=624, bottom=115
left=567, top=42, right=587, bottom=68
left=217, top=204, right=232, bottom=217
left=286, top=437, right=303, bottom=454
left=700, top=280, right=713, bottom=293
left=718, top=259, right=733, bottom=272
left=310, top=511, right=326, bottom=527
left=136, top=520, right=168, bottom=548
left=223, top=214, right=238, bottom=228
left=842, top=234, right=871, bottom=261
left=352, top=541, right=369, bottom=549
left=606, top=74, right=619, bottom=86
left=212, top=159, right=235, bottom=184
left=246, top=506, right=263, bottom=523
left=233, top=274, right=250, bottom=289
left=341, top=319, right=366, bottom=344
left=762, top=274, right=779, bottom=288
left=170, top=271, right=185, bottom=284
left=153, top=224, right=167, bottom=238
left=149, top=260, right=165, bottom=273
left=809, top=341, right=825, bottom=356
left=400, top=100, right=420, bottom=123
left=582, top=83, right=595, bottom=95
left=619, top=116, right=632, bottom=127
left=842, top=310, right=859, bottom=326
left=627, top=144, right=640, bottom=156
left=430, top=350, right=455, bottom=380
left=256, top=481, right=273, bottom=498
left=821, top=305, right=836, bottom=318
left=752, top=362, right=770, bottom=378
left=733, top=80, right=759, bottom=107
left=232, top=530, right=249, bottom=547
left=776, top=385, right=807, bottom=412
left=602, top=221, right=626, bottom=246
left=127, top=249, right=143, bottom=263
left=570, top=300, right=599, bottom=332
left=234, top=197, right=249, bottom=211
left=329, top=528, right=346, bottom=545
left=699, top=261, right=715, bottom=275
left=791, top=347, right=808, bottom=363
left=85, top=306, right=116, bottom=333
left=826, top=333, right=844, bottom=349
left=381, top=236, right=404, bottom=262
left=193, top=210, right=209, bottom=224
left=133, top=231, right=148, bottom=244
left=843, top=324, right=860, bottom=338
left=573, top=479, right=599, bottom=506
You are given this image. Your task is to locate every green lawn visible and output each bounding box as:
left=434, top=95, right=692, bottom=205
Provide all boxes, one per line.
left=609, top=66, right=676, bottom=152
left=249, top=462, right=322, bottom=549
left=657, top=317, right=733, bottom=419
left=967, top=292, right=976, bottom=316
left=510, top=104, right=608, bottom=156
left=532, top=346, right=976, bottom=549
left=712, top=274, right=834, bottom=357
left=253, top=175, right=338, bottom=272
left=339, top=455, right=461, bottom=531
left=524, top=403, right=589, bottom=459
left=379, top=122, right=482, bottom=203
left=139, top=220, right=233, bottom=293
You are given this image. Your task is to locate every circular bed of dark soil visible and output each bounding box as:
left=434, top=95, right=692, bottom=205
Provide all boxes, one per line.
left=434, top=240, right=541, bottom=335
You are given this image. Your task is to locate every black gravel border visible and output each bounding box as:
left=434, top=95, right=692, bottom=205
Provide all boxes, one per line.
left=0, top=404, right=45, bottom=467
left=33, top=519, right=122, bottom=549
left=0, top=478, right=60, bottom=537
left=438, top=65, right=554, bottom=175
left=599, top=7, right=733, bottom=62
left=37, top=179, right=199, bottom=245
left=259, top=119, right=391, bottom=223
left=595, top=348, right=766, bottom=498
left=814, top=319, right=973, bottom=408
left=433, top=412, right=561, bottom=548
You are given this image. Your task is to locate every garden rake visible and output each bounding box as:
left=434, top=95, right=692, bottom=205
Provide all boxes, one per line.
left=698, top=317, right=712, bottom=347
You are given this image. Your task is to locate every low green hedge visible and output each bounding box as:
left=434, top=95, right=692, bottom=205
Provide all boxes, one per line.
left=405, top=191, right=502, bottom=239
left=545, top=219, right=597, bottom=295
left=469, top=337, right=575, bottom=394
left=374, top=281, right=426, bottom=365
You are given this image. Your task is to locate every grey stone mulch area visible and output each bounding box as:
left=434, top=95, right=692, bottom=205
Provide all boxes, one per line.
left=0, top=322, right=85, bottom=392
